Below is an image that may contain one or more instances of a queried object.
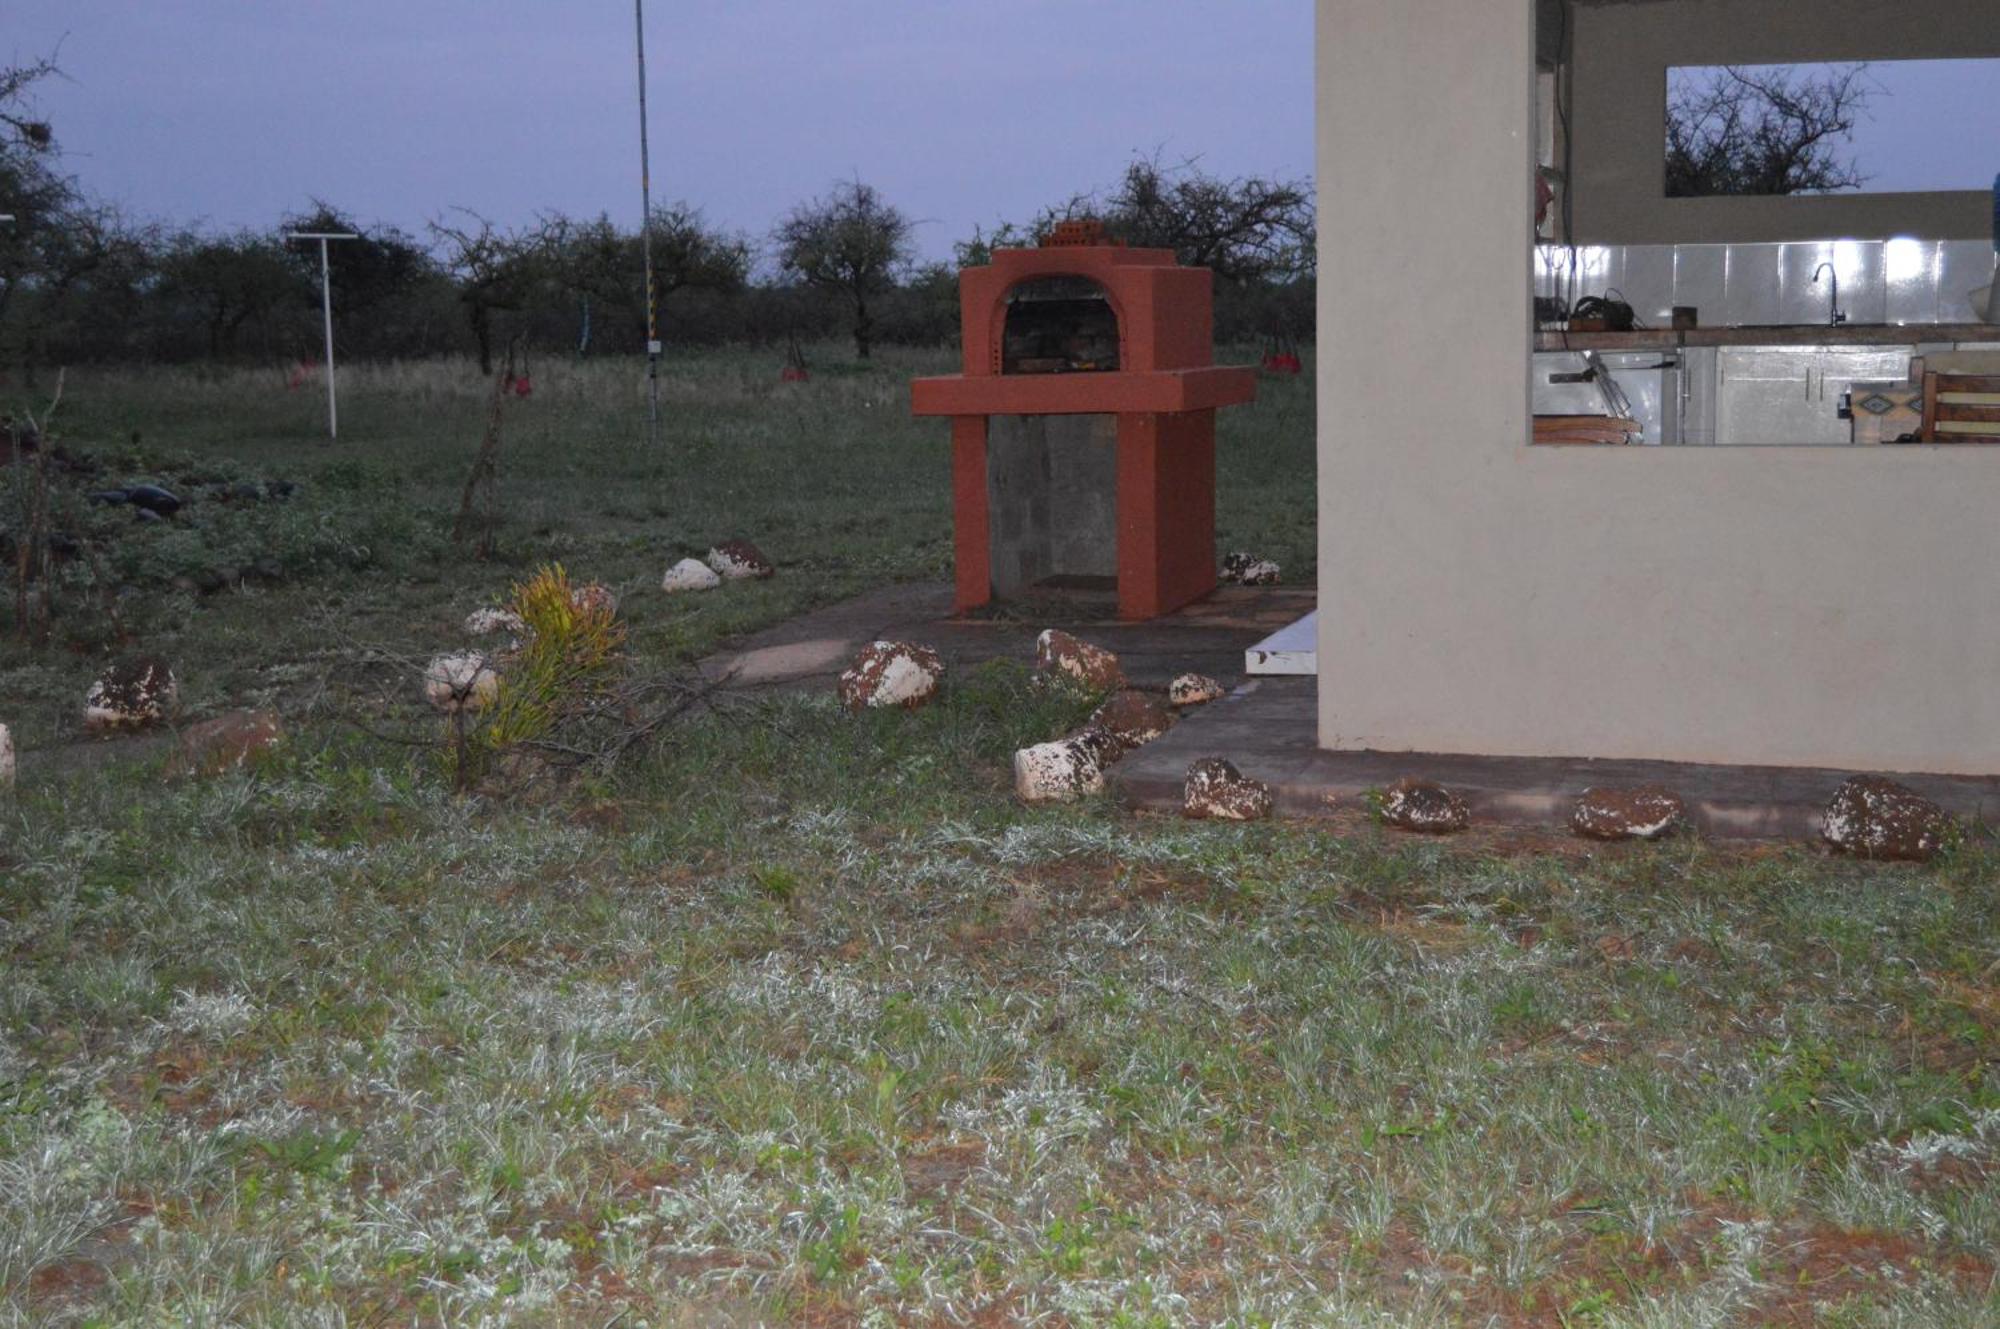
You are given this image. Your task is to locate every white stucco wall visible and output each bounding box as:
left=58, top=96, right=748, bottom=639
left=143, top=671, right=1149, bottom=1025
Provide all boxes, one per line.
left=1316, top=0, right=2000, bottom=775
left=1565, top=0, right=2000, bottom=245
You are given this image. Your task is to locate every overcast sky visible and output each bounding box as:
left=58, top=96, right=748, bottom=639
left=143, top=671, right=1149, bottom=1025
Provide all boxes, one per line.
left=9, top=1, right=1315, bottom=264
left=12, top=8, right=1993, bottom=265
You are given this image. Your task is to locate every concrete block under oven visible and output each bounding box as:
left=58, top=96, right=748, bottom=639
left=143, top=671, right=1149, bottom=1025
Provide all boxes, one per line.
left=985, top=414, right=1117, bottom=596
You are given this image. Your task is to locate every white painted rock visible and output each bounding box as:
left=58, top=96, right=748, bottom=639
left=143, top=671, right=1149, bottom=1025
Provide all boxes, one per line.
left=84, top=656, right=178, bottom=731
left=175, top=709, right=283, bottom=778
left=1221, top=552, right=1281, bottom=586
left=464, top=607, right=526, bottom=638
left=0, top=723, right=13, bottom=789
left=1183, top=757, right=1273, bottom=821
left=1823, top=776, right=1949, bottom=862
left=1380, top=778, right=1469, bottom=833
left=423, top=652, right=500, bottom=713
left=707, top=539, right=774, bottom=580
left=662, top=557, right=721, bottom=594
left=838, top=640, right=944, bottom=711
left=1090, top=690, right=1174, bottom=750
left=1572, top=786, right=1686, bottom=841
left=1169, top=673, right=1226, bottom=707
left=1033, top=629, right=1123, bottom=692
left=1013, top=730, right=1117, bottom=803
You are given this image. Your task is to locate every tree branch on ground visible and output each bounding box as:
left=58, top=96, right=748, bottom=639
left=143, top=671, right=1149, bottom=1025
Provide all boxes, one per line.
left=9, top=369, right=63, bottom=645
left=454, top=337, right=523, bottom=557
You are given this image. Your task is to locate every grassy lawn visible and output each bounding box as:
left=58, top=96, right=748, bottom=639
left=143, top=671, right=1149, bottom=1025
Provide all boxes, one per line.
left=2, top=349, right=1997, bottom=1325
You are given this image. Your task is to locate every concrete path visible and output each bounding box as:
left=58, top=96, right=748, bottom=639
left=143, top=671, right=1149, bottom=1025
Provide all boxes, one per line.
left=699, top=586, right=2000, bottom=844
left=697, top=582, right=1317, bottom=695
left=1119, top=676, right=2000, bottom=840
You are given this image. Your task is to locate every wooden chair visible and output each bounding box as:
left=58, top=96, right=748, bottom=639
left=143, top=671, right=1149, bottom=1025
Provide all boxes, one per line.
left=1920, top=372, right=2000, bottom=443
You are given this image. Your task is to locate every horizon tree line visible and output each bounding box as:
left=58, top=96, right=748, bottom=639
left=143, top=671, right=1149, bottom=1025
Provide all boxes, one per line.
left=3, top=50, right=1886, bottom=374
left=0, top=55, right=1319, bottom=372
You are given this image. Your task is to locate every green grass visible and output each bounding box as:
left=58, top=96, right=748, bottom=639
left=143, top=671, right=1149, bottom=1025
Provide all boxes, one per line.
left=0, top=344, right=1313, bottom=749
left=1, top=347, right=1997, bottom=1325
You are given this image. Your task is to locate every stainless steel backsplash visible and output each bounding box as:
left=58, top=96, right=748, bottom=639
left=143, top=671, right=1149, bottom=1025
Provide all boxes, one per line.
left=1535, top=239, right=1996, bottom=327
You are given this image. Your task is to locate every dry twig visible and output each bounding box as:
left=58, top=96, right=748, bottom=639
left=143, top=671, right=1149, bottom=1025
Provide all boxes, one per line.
left=10, top=368, right=64, bottom=644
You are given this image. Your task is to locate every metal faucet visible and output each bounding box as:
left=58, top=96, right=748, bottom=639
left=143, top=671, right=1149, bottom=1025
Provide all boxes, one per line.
left=1811, top=262, right=1846, bottom=327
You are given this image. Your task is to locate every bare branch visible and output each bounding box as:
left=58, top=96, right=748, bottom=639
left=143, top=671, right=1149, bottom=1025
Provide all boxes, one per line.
left=1667, top=63, right=1873, bottom=197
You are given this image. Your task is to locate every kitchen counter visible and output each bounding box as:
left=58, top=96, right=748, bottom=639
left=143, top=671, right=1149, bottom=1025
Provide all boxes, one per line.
left=1534, top=323, right=2000, bottom=352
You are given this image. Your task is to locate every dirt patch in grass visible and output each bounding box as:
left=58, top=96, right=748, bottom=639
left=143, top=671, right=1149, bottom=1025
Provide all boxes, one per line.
left=27, top=1256, right=112, bottom=1304
left=900, top=1140, right=988, bottom=1199
left=1519, top=1196, right=1999, bottom=1328
left=1759, top=1225, right=1996, bottom=1325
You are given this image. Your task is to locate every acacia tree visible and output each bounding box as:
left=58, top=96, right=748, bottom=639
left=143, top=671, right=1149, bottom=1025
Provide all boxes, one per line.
left=1009, top=156, right=1316, bottom=282
left=1666, top=64, right=1873, bottom=197
left=774, top=180, right=912, bottom=359
left=159, top=229, right=305, bottom=360
left=537, top=211, right=626, bottom=353
left=539, top=204, right=747, bottom=352
left=281, top=201, right=434, bottom=355
left=1090, top=158, right=1315, bottom=280
left=20, top=204, right=159, bottom=367
left=429, top=209, right=544, bottom=374
left=0, top=57, right=57, bottom=155
left=0, top=55, right=77, bottom=364
left=951, top=221, right=1035, bottom=270
left=643, top=203, right=750, bottom=319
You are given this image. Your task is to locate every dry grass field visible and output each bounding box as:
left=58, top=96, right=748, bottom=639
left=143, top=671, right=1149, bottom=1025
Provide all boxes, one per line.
left=1, top=349, right=1996, bottom=1326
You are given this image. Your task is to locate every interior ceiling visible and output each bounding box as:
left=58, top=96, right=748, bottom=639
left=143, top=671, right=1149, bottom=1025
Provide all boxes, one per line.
left=1538, top=0, right=1688, bottom=66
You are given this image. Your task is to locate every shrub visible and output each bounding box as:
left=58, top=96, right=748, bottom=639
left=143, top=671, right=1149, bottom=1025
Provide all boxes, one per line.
left=477, top=564, right=624, bottom=757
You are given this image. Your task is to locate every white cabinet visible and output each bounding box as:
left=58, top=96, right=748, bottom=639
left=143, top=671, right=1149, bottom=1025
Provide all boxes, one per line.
left=1713, top=346, right=1914, bottom=445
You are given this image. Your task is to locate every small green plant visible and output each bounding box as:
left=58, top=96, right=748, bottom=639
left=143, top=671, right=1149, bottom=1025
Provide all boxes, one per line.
left=453, top=563, right=625, bottom=787
left=1493, top=982, right=1558, bottom=1038
left=250, top=1127, right=361, bottom=1181
left=799, top=1199, right=866, bottom=1284
left=751, top=864, right=800, bottom=902
left=481, top=564, right=623, bottom=748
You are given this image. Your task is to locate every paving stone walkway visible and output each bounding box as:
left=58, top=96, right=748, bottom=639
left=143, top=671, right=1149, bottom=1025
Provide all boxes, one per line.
left=697, top=582, right=1315, bottom=694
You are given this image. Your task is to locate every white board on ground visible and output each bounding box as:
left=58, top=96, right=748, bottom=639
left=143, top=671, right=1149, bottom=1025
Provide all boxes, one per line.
left=1245, top=610, right=1316, bottom=676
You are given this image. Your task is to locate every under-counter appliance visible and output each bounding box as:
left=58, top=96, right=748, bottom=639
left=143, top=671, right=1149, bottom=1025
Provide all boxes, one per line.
left=1532, top=349, right=1680, bottom=445
left=1712, top=346, right=1914, bottom=446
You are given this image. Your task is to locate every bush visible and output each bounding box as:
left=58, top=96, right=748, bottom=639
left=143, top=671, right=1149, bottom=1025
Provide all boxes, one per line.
left=476, top=564, right=624, bottom=756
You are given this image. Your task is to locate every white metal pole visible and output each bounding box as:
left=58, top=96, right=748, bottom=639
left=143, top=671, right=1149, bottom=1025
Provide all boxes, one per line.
left=318, top=238, right=337, bottom=437
left=636, top=0, right=660, bottom=445
left=286, top=231, right=358, bottom=441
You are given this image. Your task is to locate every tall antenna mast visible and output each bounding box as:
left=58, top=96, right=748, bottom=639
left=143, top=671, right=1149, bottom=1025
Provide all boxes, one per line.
left=635, top=0, right=661, bottom=445
left=285, top=230, right=359, bottom=440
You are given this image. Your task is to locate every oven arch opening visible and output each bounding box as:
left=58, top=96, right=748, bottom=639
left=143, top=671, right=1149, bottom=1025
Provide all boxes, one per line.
left=999, top=276, right=1122, bottom=374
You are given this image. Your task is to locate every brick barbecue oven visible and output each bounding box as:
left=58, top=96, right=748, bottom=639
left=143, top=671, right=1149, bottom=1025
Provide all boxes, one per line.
left=911, top=222, right=1257, bottom=620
